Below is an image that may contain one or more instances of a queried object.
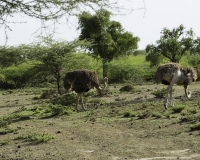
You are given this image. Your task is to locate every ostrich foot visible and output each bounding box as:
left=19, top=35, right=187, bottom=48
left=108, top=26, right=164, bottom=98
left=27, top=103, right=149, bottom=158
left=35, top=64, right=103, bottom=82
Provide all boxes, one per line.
left=170, top=101, right=174, bottom=107
left=187, top=91, right=192, bottom=98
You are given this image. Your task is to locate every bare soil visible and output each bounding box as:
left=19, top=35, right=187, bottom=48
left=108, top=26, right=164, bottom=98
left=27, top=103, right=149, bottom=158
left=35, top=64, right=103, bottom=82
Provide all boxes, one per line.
left=0, top=82, right=200, bottom=160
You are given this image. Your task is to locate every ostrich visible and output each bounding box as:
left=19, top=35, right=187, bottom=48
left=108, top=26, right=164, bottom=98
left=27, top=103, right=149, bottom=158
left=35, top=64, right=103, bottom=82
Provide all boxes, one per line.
left=63, top=69, right=108, bottom=111
left=154, top=63, right=197, bottom=109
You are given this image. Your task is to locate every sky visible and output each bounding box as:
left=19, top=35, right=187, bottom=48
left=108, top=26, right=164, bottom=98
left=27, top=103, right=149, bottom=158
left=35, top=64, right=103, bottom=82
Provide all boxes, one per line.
left=1, top=0, right=200, bottom=50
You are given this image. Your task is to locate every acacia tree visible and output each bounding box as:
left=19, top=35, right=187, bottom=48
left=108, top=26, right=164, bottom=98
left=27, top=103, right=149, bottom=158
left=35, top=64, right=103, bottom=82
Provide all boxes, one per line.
left=0, top=45, right=26, bottom=68
left=1, top=0, right=145, bottom=43
left=78, top=9, right=140, bottom=77
left=145, top=24, right=195, bottom=67
left=30, top=37, right=90, bottom=94
left=192, top=37, right=200, bottom=53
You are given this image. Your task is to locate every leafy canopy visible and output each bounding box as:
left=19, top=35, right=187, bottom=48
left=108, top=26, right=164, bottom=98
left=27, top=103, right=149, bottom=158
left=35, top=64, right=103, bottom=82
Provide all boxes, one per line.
left=0, top=45, right=27, bottom=68
left=145, top=24, right=195, bottom=67
left=78, top=9, right=140, bottom=62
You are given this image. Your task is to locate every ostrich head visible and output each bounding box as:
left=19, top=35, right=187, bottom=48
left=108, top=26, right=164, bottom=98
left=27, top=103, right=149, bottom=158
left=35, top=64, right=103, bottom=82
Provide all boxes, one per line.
left=183, top=67, right=197, bottom=98
left=96, top=77, right=108, bottom=95
left=64, top=82, right=72, bottom=92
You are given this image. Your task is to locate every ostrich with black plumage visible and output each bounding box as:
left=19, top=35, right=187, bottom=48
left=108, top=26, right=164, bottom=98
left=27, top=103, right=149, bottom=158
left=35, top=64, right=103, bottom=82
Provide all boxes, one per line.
left=64, top=69, right=108, bottom=111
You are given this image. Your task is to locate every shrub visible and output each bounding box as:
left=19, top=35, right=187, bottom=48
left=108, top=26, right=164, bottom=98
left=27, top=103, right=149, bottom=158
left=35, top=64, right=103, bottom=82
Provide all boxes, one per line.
left=123, top=111, right=137, bottom=118
left=0, top=140, right=9, bottom=146
left=171, top=105, right=186, bottom=113
left=108, top=56, right=151, bottom=83
left=180, top=115, right=195, bottom=122
left=152, top=88, right=166, bottom=98
left=0, top=112, right=32, bottom=127
left=119, top=84, right=140, bottom=92
left=31, top=104, right=74, bottom=117
left=51, top=93, right=77, bottom=106
left=40, top=89, right=57, bottom=99
left=1, top=61, right=41, bottom=88
left=15, top=132, right=54, bottom=143
left=152, top=112, right=162, bottom=118
left=0, top=127, right=18, bottom=135
left=190, top=122, right=200, bottom=131
left=137, top=110, right=151, bottom=119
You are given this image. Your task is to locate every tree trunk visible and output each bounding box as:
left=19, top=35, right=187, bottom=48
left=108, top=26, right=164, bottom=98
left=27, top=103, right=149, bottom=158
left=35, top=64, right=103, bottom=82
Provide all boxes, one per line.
left=55, top=69, right=61, bottom=95
left=102, top=59, right=108, bottom=78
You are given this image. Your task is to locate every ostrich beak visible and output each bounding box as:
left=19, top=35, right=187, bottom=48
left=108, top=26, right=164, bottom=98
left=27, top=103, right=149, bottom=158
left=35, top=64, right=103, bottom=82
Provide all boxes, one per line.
left=184, top=85, right=191, bottom=98
left=97, top=77, right=108, bottom=95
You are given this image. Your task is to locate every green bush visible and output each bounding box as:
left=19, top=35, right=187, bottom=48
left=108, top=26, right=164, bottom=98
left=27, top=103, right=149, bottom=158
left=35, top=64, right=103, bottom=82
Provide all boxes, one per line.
left=51, top=93, right=77, bottom=106
left=120, top=84, right=134, bottom=92
left=187, top=54, right=200, bottom=81
left=0, top=127, right=17, bottom=135
left=180, top=115, right=196, bottom=122
left=152, top=88, right=166, bottom=98
left=108, top=55, right=153, bottom=83
left=123, top=111, right=137, bottom=118
left=190, top=122, right=200, bottom=131
left=40, top=89, right=57, bottom=99
left=1, top=61, right=41, bottom=88
left=31, top=104, right=73, bottom=117
left=119, top=84, right=140, bottom=92
left=0, top=112, right=32, bottom=127
left=171, top=105, right=186, bottom=113
left=15, top=132, right=54, bottom=143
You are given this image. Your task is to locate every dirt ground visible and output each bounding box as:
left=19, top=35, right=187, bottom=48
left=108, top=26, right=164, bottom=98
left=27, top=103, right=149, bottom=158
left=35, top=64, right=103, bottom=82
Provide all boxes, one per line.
left=0, top=82, right=200, bottom=160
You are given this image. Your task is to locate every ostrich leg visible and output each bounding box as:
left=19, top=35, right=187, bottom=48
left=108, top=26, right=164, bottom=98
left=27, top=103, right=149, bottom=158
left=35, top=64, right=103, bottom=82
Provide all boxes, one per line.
left=164, top=84, right=173, bottom=109
left=76, top=94, right=80, bottom=111
left=169, top=88, right=174, bottom=106
left=80, top=93, right=86, bottom=111
left=164, top=86, right=170, bottom=109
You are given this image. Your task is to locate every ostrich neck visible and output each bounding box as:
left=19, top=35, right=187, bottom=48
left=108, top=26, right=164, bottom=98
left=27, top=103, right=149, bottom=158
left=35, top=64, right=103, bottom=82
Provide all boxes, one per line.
left=175, top=71, right=186, bottom=85
left=96, top=81, right=107, bottom=94
left=103, top=81, right=107, bottom=90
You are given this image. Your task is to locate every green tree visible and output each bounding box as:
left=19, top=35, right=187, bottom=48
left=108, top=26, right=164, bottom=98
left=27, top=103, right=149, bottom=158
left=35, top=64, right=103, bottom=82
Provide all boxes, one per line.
left=145, top=24, right=195, bottom=66
left=78, top=9, right=140, bottom=77
left=0, top=68, right=5, bottom=82
left=192, top=37, right=200, bottom=53
left=0, top=46, right=26, bottom=68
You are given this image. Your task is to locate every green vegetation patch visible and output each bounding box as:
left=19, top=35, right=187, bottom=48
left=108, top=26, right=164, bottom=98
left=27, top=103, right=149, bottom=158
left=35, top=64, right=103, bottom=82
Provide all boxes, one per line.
left=51, top=93, right=77, bottom=106
left=0, top=126, right=18, bottom=135
left=120, top=84, right=140, bottom=92
left=152, top=88, right=166, bottom=98
left=171, top=105, right=186, bottom=113
left=14, top=132, right=54, bottom=143
left=190, top=122, right=200, bottom=131
left=123, top=110, right=137, bottom=118
left=0, top=140, right=10, bottom=146
left=30, top=104, right=74, bottom=117
left=0, top=112, right=32, bottom=128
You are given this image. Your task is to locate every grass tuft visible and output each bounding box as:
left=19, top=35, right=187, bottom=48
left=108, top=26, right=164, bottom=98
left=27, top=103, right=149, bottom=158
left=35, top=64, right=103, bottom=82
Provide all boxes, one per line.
left=14, top=132, right=54, bottom=143
left=190, top=122, right=200, bottom=131
left=123, top=110, right=137, bottom=118
left=152, top=88, right=166, bottom=98
left=171, top=105, right=186, bottom=113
